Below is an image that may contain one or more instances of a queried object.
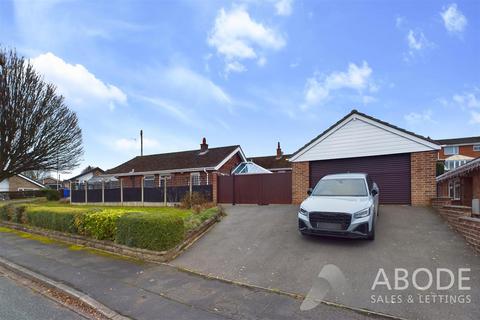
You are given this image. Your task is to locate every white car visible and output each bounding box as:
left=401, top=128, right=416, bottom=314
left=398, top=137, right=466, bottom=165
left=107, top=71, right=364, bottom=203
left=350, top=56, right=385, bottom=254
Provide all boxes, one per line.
left=298, top=173, right=379, bottom=240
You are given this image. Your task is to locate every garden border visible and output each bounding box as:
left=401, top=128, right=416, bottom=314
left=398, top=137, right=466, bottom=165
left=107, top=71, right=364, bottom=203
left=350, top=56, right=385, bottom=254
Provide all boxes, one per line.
left=0, top=210, right=223, bottom=263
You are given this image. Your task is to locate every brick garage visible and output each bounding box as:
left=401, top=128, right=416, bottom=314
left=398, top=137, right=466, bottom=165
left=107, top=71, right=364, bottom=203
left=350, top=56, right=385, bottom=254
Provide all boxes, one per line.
left=290, top=110, right=440, bottom=206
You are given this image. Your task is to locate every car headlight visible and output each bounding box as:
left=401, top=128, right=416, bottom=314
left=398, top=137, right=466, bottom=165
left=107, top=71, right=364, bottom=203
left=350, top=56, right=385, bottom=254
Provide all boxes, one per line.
left=299, top=208, right=308, bottom=216
left=354, top=208, right=370, bottom=218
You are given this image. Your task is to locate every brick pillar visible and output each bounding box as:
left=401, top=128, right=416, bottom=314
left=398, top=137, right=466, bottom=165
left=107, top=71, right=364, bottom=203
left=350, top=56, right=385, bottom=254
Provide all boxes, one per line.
left=411, top=151, right=437, bottom=206
left=212, top=173, right=218, bottom=204
left=292, top=162, right=309, bottom=204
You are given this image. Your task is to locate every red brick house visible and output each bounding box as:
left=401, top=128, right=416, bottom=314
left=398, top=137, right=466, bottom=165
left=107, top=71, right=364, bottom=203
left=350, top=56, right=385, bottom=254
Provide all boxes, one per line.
left=435, top=136, right=480, bottom=171
left=289, top=110, right=440, bottom=206
left=436, top=157, right=480, bottom=208
left=104, top=138, right=246, bottom=203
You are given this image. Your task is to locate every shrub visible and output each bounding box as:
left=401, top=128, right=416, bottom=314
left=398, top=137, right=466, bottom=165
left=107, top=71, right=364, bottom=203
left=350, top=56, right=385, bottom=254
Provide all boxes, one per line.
left=115, top=212, right=185, bottom=251
left=78, top=209, right=128, bottom=240
left=180, top=192, right=208, bottom=209
left=24, top=206, right=85, bottom=233
left=42, top=189, right=61, bottom=201
left=0, top=204, right=26, bottom=223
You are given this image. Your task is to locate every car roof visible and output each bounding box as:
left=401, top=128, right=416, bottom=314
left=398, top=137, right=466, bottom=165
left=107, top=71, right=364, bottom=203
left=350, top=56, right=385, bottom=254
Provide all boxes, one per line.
left=321, top=173, right=367, bottom=180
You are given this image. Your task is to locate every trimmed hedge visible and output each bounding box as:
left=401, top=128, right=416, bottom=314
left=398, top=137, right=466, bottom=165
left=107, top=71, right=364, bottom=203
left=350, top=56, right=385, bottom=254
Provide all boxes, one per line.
left=24, top=206, right=86, bottom=234
left=77, top=209, right=128, bottom=240
left=0, top=204, right=26, bottom=223
left=116, top=212, right=185, bottom=251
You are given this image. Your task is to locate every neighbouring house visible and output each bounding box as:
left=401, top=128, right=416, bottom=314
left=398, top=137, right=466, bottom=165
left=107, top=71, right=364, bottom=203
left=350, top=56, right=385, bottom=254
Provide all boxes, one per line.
left=435, top=136, right=480, bottom=172
left=0, top=174, right=45, bottom=192
left=68, top=166, right=105, bottom=185
left=289, top=109, right=440, bottom=206
left=249, top=142, right=292, bottom=173
left=103, top=138, right=246, bottom=203
left=436, top=157, right=480, bottom=208
left=41, top=177, right=66, bottom=189
left=231, top=161, right=272, bottom=175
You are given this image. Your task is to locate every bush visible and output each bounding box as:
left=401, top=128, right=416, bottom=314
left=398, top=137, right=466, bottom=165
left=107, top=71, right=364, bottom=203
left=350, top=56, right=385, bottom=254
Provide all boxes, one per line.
left=0, top=204, right=26, bottom=223
left=24, top=206, right=85, bottom=233
left=77, top=209, right=128, bottom=240
left=42, top=189, right=61, bottom=201
left=115, top=212, right=185, bottom=251
left=180, top=192, right=208, bottom=209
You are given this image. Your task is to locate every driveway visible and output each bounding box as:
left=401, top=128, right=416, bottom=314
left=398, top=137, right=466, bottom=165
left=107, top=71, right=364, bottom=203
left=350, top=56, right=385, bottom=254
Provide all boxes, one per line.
left=172, top=205, right=480, bottom=320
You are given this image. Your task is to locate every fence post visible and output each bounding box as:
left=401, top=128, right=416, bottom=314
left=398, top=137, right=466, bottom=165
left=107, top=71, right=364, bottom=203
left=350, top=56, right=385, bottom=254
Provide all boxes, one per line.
left=69, top=181, right=72, bottom=204
left=84, top=181, right=88, bottom=203
left=141, top=176, right=144, bottom=206
left=120, top=178, right=123, bottom=206
left=163, top=177, right=167, bottom=207
left=189, top=174, right=193, bottom=200
left=232, top=174, right=236, bottom=206
left=102, top=180, right=105, bottom=204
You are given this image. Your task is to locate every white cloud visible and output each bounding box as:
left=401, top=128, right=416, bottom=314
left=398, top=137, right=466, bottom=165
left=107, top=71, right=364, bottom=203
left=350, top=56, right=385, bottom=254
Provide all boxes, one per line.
left=301, top=61, right=375, bottom=109
left=207, top=7, right=286, bottom=73
left=113, top=137, right=160, bottom=151
left=30, top=52, right=127, bottom=109
left=225, top=61, right=247, bottom=73
left=164, top=66, right=231, bottom=105
left=404, top=110, right=434, bottom=126
left=405, top=29, right=433, bottom=60
left=441, top=3, right=467, bottom=34
left=470, top=111, right=480, bottom=124
left=274, top=0, right=293, bottom=16
left=453, top=92, right=480, bottom=109
left=138, top=96, right=194, bottom=125
left=395, top=16, right=405, bottom=29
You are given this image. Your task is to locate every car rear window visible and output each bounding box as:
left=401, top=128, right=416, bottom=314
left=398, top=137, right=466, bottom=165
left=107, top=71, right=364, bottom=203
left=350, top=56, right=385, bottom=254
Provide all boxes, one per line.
left=312, top=178, right=368, bottom=197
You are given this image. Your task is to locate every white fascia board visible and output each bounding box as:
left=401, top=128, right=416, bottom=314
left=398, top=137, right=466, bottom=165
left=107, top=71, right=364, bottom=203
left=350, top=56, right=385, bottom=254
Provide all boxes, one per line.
left=102, top=167, right=217, bottom=177
left=214, top=147, right=246, bottom=170
left=290, top=113, right=440, bottom=162
left=17, top=174, right=46, bottom=188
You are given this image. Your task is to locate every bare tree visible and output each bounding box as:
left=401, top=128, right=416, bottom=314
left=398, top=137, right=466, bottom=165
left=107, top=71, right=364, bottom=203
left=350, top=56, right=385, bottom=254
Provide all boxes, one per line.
left=0, top=48, right=83, bottom=182
left=22, top=170, right=49, bottom=181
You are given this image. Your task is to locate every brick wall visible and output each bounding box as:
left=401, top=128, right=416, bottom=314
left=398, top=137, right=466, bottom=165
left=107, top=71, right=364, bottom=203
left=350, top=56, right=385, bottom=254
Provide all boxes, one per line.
left=411, top=151, right=437, bottom=206
left=435, top=205, right=480, bottom=253
left=217, top=153, right=243, bottom=175
left=292, top=162, right=309, bottom=204
left=9, top=176, right=42, bottom=191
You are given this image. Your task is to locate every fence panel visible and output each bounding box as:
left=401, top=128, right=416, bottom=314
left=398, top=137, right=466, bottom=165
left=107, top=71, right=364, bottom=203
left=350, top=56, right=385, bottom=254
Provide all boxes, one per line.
left=87, top=189, right=102, bottom=202
left=123, top=188, right=141, bottom=202
left=71, top=190, right=85, bottom=203
left=104, top=188, right=121, bottom=202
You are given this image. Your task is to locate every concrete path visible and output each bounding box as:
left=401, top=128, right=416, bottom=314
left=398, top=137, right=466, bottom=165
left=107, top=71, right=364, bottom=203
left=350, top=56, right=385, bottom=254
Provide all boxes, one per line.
left=0, top=227, right=381, bottom=320
left=0, top=270, right=86, bottom=320
left=173, top=205, right=480, bottom=320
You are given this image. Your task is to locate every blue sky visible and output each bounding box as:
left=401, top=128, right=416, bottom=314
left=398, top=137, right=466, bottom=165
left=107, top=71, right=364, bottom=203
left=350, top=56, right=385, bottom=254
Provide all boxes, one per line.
left=1, top=0, right=479, bottom=178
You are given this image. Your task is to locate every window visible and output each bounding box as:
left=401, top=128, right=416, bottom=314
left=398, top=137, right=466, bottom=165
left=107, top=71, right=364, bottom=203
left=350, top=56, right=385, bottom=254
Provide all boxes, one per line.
left=444, top=146, right=459, bottom=155
left=474, top=145, right=480, bottom=152
left=448, top=180, right=461, bottom=200
left=143, top=175, right=155, bottom=188
left=190, top=172, right=201, bottom=186
left=444, top=159, right=468, bottom=171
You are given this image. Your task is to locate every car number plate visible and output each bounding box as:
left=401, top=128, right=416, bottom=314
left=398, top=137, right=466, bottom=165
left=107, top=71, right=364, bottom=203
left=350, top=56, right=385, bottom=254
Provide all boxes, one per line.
left=316, top=222, right=342, bottom=230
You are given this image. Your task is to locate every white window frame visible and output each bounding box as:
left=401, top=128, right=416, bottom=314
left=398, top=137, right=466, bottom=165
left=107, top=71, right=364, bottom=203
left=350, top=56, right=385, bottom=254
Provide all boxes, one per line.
left=143, top=175, right=155, bottom=188
left=18, top=188, right=35, bottom=191
left=473, top=145, right=480, bottom=152
left=444, top=146, right=459, bottom=155
left=190, top=172, right=201, bottom=186
left=448, top=181, right=454, bottom=198
left=449, top=179, right=461, bottom=200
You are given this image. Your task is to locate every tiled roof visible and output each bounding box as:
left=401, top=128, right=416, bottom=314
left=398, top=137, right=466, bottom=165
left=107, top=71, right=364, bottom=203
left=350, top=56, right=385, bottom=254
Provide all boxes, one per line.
left=435, top=136, right=480, bottom=146
left=106, top=145, right=240, bottom=174
left=248, top=154, right=292, bottom=170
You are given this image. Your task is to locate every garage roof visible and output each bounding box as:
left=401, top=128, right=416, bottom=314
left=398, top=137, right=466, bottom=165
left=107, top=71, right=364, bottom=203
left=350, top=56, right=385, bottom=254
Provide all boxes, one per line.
left=290, top=110, right=440, bottom=162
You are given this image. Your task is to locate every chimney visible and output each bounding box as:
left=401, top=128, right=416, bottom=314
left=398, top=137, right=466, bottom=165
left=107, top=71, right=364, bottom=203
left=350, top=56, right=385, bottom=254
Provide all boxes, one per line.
left=200, top=137, right=209, bottom=153
left=276, top=142, right=283, bottom=159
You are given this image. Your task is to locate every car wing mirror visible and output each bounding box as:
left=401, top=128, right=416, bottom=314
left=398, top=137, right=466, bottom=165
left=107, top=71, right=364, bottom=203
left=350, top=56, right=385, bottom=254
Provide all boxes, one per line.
left=307, top=188, right=313, bottom=196
left=371, top=189, right=378, bottom=196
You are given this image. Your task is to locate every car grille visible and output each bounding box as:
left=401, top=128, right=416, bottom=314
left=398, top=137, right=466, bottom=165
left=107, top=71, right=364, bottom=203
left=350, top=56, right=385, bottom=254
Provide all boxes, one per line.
left=309, top=212, right=351, bottom=230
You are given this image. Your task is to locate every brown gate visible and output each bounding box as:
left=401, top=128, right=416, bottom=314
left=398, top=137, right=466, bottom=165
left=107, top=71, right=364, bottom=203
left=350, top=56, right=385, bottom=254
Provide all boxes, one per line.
left=217, top=172, right=292, bottom=204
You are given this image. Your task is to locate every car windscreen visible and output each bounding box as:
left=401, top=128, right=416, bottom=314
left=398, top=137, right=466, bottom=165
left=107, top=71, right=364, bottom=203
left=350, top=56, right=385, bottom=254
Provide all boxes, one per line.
left=312, top=178, right=368, bottom=196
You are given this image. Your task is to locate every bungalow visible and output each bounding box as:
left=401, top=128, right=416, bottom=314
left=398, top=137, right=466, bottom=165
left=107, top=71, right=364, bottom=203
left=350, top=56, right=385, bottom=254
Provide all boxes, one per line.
left=0, top=174, right=45, bottom=192
left=103, top=138, right=246, bottom=203
left=69, top=166, right=105, bottom=184
left=249, top=142, right=292, bottom=173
